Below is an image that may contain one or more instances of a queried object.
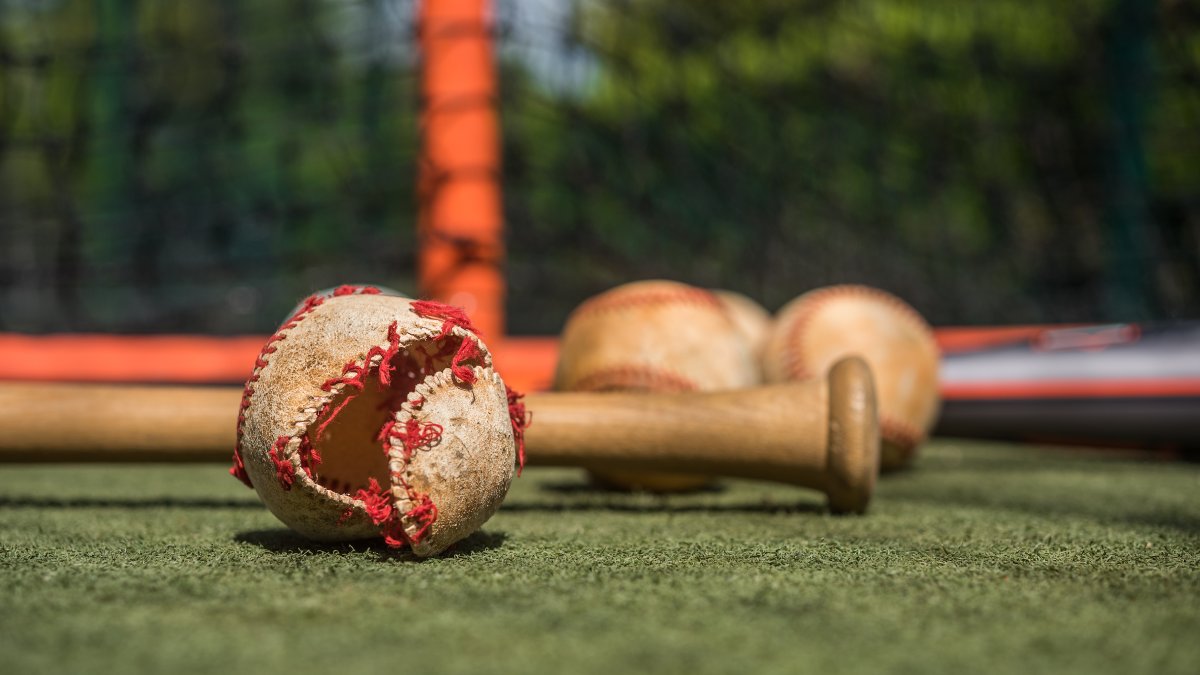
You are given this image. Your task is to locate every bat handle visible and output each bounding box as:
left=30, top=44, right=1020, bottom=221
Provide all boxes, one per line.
left=523, top=357, right=880, bottom=513
left=0, top=383, right=241, bottom=462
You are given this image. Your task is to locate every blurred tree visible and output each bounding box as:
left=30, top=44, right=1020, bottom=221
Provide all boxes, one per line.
left=504, top=0, right=1199, bottom=330
left=0, top=0, right=423, bottom=333
left=0, top=0, right=1196, bottom=334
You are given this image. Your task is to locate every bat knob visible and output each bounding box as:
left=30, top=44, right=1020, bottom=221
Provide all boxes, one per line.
left=823, top=356, right=880, bottom=514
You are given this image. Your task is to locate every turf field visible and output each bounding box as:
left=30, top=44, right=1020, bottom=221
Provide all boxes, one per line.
left=1, top=441, right=1197, bottom=675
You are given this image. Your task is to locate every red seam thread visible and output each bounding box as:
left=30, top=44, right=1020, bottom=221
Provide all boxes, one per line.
left=333, top=285, right=382, bottom=297
left=378, top=418, right=444, bottom=460
left=298, top=300, right=452, bottom=550
left=780, top=285, right=934, bottom=381
left=345, top=412, right=444, bottom=549
left=268, top=436, right=296, bottom=490
left=403, top=496, right=439, bottom=544
left=353, top=478, right=394, bottom=523
left=296, top=435, right=322, bottom=479
left=570, top=286, right=721, bottom=319
left=570, top=366, right=698, bottom=393
left=412, top=300, right=480, bottom=338
left=881, top=416, right=924, bottom=454
left=232, top=284, right=382, bottom=488
left=231, top=291, right=326, bottom=488
left=506, top=384, right=530, bottom=475
left=230, top=448, right=249, bottom=487
left=777, top=285, right=932, bottom=452
left=449, top=338, right=483, bottom=384
left=345, top=478, right=410, bottom=547
left=315, top=321, right=403, bottom=439
left=386, top=414, right=444, bottom=547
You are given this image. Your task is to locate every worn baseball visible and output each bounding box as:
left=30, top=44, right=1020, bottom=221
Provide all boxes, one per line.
left=762, top=285, right=940, bottom=470
left=555, top=280, right=758, bottom=492
left=713, top=289, right=772, bottom=362
left=231, top=285, right=525, bottom=557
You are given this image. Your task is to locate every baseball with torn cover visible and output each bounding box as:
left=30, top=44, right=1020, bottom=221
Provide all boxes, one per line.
left=231, top=286, right=526, bottom=557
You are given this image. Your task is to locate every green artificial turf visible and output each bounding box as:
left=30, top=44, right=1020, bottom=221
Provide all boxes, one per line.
left=1, top=441, right=1197, bottom=675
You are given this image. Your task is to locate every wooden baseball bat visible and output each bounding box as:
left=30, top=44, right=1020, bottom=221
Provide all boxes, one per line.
left=525, top=358, right=878, bottom=513
left=0, top=383, right=240, bottom=462
left=0, top=358, right=879, bottom=512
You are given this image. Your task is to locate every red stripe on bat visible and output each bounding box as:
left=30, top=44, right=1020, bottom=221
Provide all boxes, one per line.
left=942, top=378, right=1200, bottom=400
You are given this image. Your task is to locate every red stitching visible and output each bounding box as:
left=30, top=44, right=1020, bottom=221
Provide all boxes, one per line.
left=780, top=285, right=933, bottom=381
left=449, top=338, right=483, bottom=384
left=571, top=286, right=721, bottom=319
left=881, top=415, right=924, bottom=454
left=571, top=366, right=698, bottom=393
left=378, top=418, right=444, bottom=460
left=305, top=298, right=461, bottom=550
left=345, top=410, right=445, bottom=550
left=230, top=291, right=326, bottom=488
left=231, top=284, right=383, bottom=489
left=315, top=321, right=403, bottom=439
left=268, top=436, right=295, bottom=490
left=408, top=300, right=487, bottom=385
left=353, top=478, right=394, bottom=523
left=506, top=385, right=530, bottom=475
left=412, top=300, right=480, bottom=338
left=230, top=448, right=249, bottom=488
left=333, top=285, right=381, bottom=297
left=777, top=285, right=933, bottom=451
left=403, top=496, right=438, bottom=544
left=344, top=478, right=410, bottom=547
left=386, top=414, right=444, bottom=547
left=296, top=435, right=322, bottom=479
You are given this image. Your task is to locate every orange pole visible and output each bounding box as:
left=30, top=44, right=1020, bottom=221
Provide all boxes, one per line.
left=417, top=0, right=505, bottom=341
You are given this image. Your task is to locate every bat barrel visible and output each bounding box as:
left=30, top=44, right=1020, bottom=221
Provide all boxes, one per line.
left=524, top=357, right=880, bottom=512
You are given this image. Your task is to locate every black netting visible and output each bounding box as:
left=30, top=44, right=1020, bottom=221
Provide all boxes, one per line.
left=2, top=0, right=1197, bottom=334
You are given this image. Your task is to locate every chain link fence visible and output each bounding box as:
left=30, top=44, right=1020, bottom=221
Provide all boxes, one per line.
left=2, top=0, right=1197, bottom=334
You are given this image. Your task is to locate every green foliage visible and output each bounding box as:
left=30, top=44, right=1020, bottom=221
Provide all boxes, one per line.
left=505, top=0, right=1200, bottom=330
left=1, top=0, right=1197, bottom=332
left=0, top=0, right=420, bottom=332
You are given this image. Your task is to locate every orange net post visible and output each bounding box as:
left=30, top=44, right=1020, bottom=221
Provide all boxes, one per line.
left=417, top=0, right=505, bottom=341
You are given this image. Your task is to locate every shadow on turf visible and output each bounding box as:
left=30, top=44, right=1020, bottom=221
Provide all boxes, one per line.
left=234, top=528, right=508, bottom=559
left=0, top=496, right=262, bottom=509
left=536, top=479, right=726, bottom=496
left=508, top=480, right=826, bottom=515
left=501, top=500, right=826, bottom=515
left=884, top=488, right=1200, bottom=535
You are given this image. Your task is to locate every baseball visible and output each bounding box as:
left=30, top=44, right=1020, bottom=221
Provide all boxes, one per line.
left=762, top=285, right=940, bottom=470
left=232, top=285, right=524, bottom=557
left=555, top=280, right=759, bottom=492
